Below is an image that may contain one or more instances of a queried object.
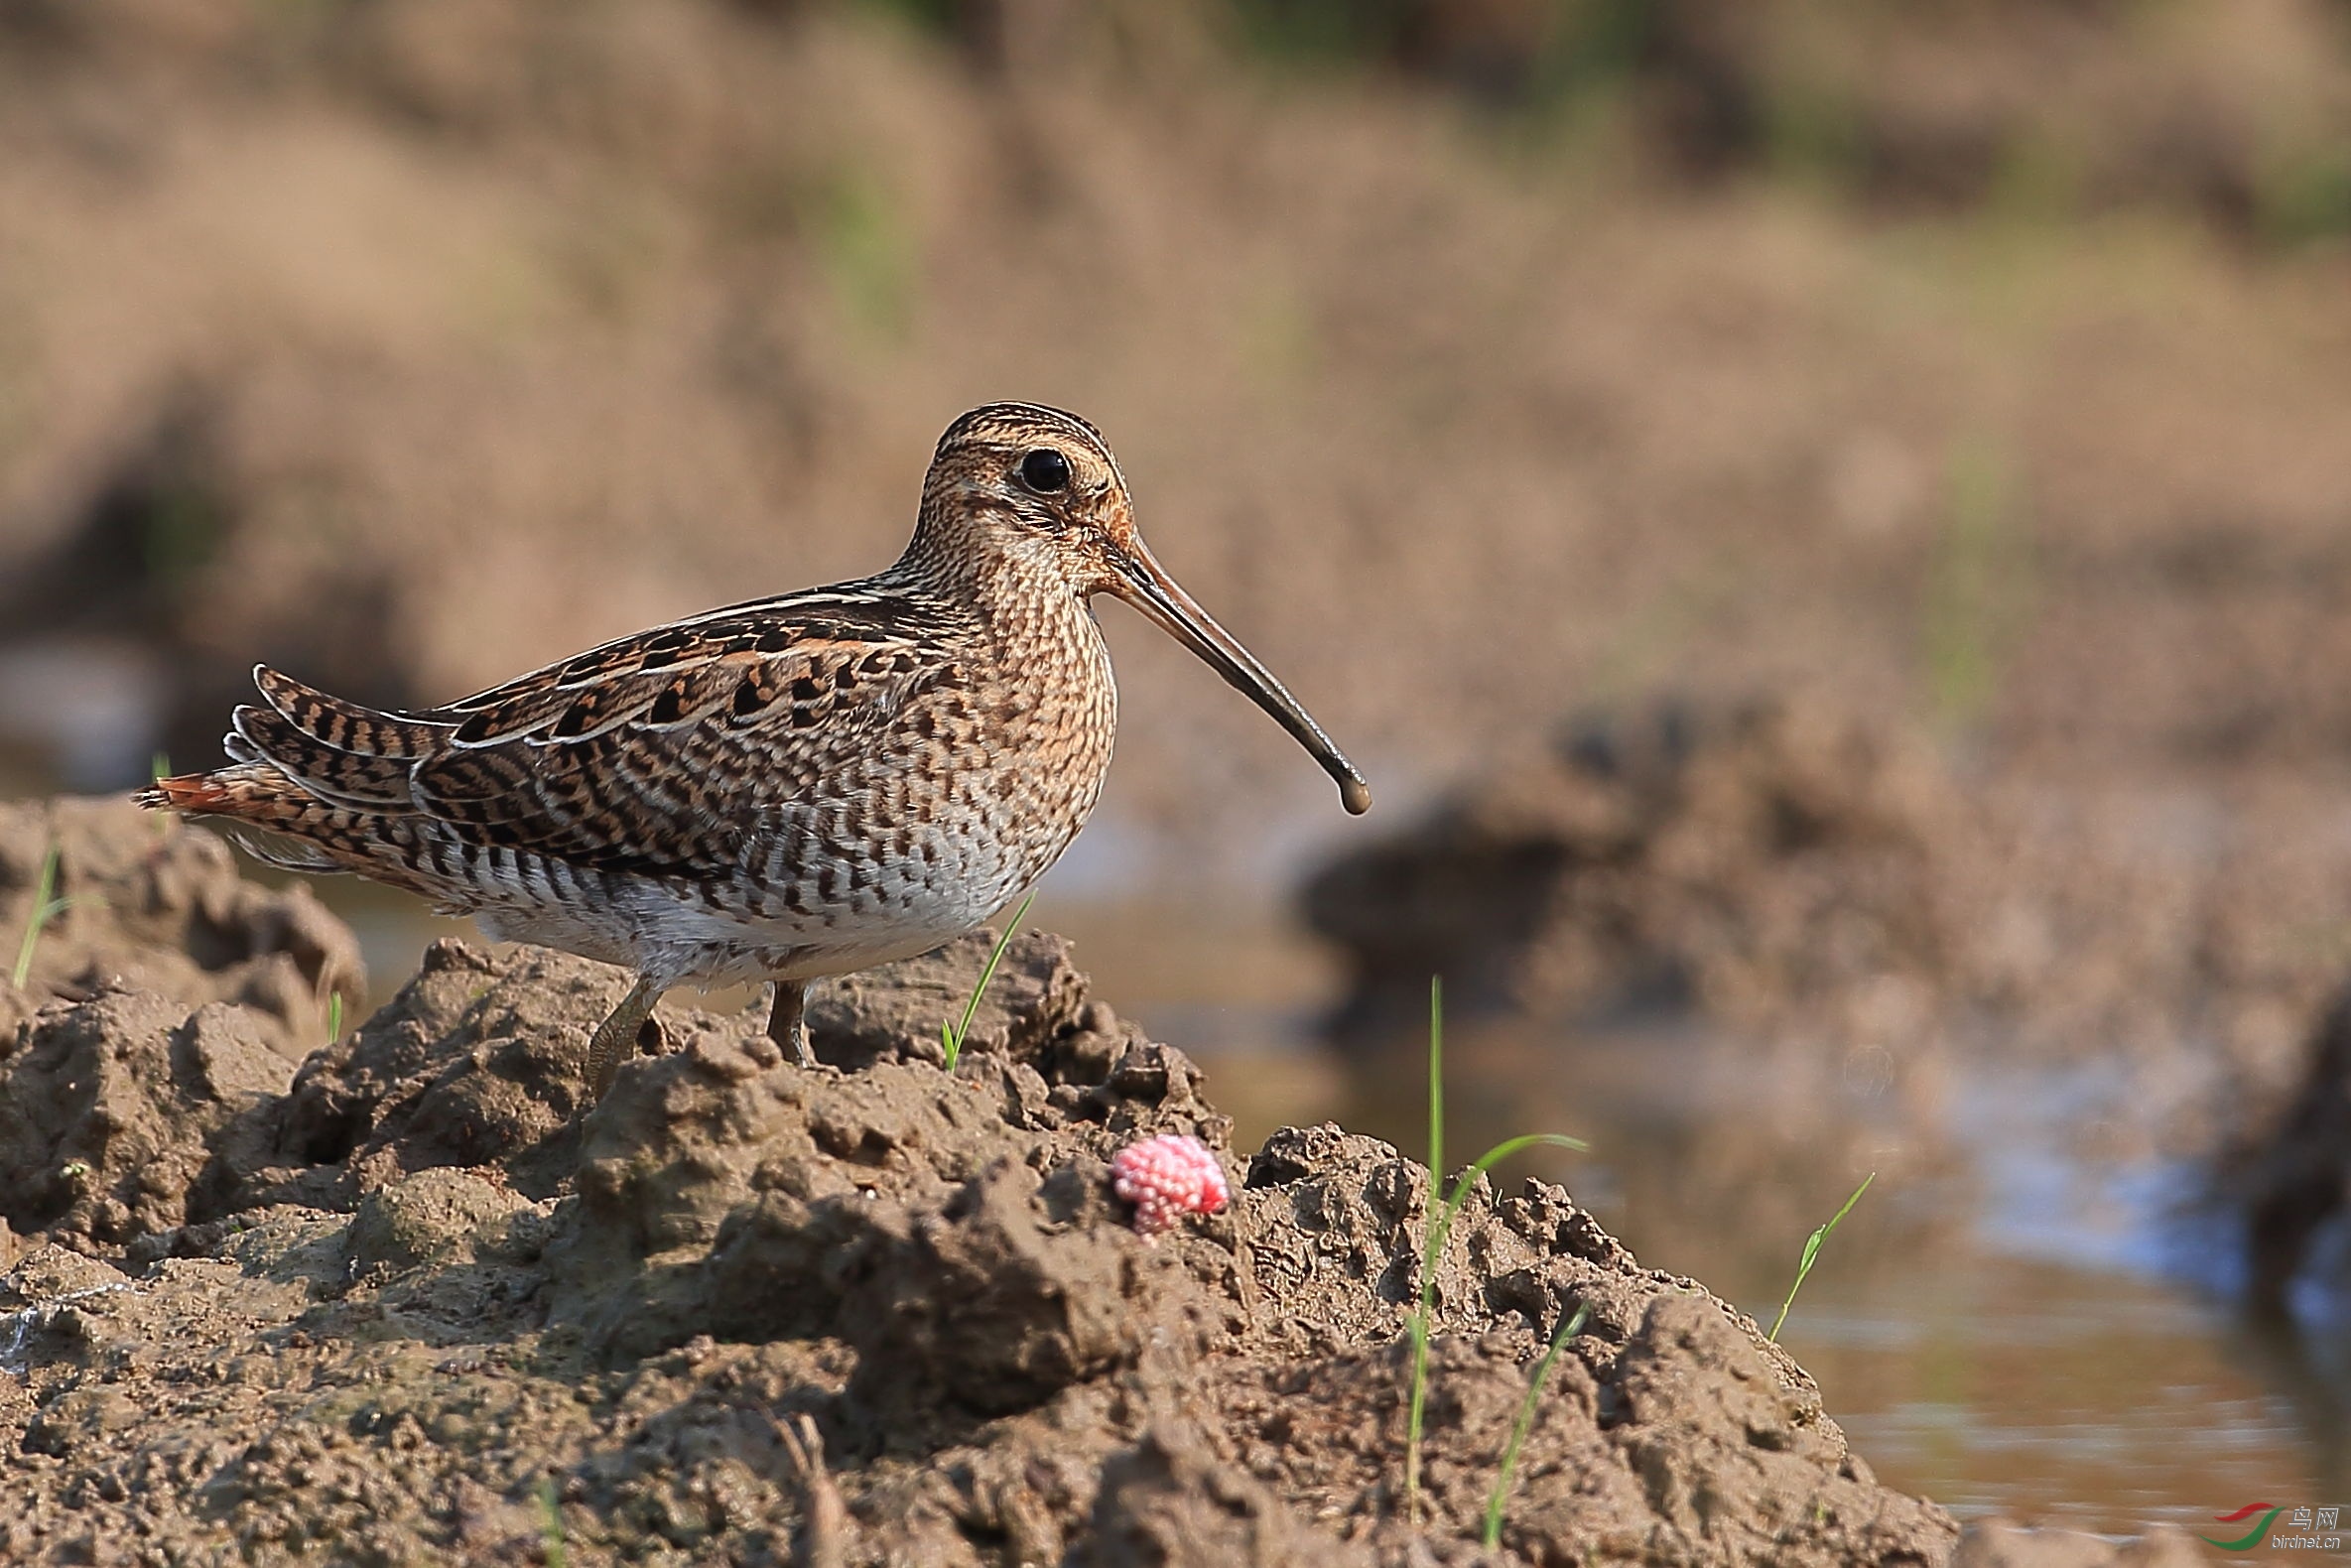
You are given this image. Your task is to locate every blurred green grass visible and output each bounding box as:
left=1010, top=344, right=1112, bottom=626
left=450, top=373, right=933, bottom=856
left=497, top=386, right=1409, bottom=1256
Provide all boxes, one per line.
left=860, top=0, right=2351, bottom=252
left=1921, top=434, right=2036, bottom=738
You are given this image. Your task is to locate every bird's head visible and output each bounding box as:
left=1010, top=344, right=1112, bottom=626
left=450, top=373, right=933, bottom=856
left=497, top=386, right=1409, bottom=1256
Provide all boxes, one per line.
left=913, top=401, right=1371, bottom=816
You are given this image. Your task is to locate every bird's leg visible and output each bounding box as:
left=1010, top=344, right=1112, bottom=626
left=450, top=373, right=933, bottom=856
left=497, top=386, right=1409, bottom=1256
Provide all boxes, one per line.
left=587, top=977, right=664, bottom=1102
left=767, top=979, right=813, bottom=1068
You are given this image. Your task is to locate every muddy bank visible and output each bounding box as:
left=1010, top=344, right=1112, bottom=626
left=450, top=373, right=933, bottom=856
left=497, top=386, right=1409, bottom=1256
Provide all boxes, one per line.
left=1305, top=697, right=1960, bottom=1046
left=0, top=799, right=2201, bottom=1565
left=1308, top=697, right=2351, bottom=1114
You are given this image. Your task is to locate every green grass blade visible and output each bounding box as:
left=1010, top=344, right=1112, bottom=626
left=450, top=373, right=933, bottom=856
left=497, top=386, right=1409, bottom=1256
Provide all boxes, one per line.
left=10, top=842, right=63, bottom=990
left=1407, top=977, right=1588, bottom=1525
left=1769, top=1171, right=1876, bottom=1341
left=538, top=1476, right=567, bottom=1568
left=1427, top=977, right=1444, bottom=1237
left=942, top=890, right=1034, bottom=1072
left=1484, top=1301, right=1591, bottom=1548
left=327, top=991, right=344, bottom=1043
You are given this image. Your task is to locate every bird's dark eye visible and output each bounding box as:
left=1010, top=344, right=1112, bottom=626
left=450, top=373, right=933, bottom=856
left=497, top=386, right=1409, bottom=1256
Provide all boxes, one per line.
left=1018, top=449, right=1072, bottom=493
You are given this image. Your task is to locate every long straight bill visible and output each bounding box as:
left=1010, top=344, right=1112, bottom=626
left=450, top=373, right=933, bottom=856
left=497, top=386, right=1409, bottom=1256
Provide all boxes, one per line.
left=1111, top=544, right=1372, bottom=816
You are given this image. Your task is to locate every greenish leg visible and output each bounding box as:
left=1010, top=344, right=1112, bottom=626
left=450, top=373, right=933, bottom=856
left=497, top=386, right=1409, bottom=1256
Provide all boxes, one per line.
left=767, top=979, right=813, bottom=1068
left=587, top=977, right=663, bottom=1103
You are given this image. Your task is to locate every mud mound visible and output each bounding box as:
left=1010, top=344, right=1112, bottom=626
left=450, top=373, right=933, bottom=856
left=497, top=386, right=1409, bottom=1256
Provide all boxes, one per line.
left=0, top=986, right=295, bottom=1253
left=0, top=796, right=364, bottom=1256
left=208, top=926, right=1174, bottom=1221
left=1304, top=696, right=1963, bottom=1043
left=1307, top=695, right=2351, bottom=1099
left=223, top=937, right=641, bottom=1216
left=0, top=795, right=360, bottom=1047
left=0, top=931, right=1978, bottom=1562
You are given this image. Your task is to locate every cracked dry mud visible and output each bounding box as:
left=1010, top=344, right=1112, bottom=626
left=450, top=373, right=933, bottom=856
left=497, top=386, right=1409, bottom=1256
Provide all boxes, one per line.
left=0, top=800, right=2193, bottom=1566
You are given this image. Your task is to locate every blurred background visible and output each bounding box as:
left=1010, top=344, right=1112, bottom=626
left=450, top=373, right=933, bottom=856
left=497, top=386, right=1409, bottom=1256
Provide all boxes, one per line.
left=6, top=0, right=2351, bottom=1540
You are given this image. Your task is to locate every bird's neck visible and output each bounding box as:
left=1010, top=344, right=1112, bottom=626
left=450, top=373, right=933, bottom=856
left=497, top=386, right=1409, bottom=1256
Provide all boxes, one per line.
left=891, top=523, right=1106, bottom=670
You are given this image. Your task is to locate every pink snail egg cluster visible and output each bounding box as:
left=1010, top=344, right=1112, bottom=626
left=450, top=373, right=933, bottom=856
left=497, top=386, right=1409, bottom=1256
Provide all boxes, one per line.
left=1110, top=1133, right=1231, bottom=1238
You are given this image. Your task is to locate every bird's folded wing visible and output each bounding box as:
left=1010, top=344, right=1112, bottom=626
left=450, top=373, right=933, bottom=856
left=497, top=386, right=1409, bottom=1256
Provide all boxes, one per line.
left=240, top=591, right=975, bottom=881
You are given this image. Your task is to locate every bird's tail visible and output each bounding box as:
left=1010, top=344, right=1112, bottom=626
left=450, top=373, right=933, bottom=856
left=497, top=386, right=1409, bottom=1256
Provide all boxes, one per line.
left=137, top=665, right=459, bottom=884
left=136, top=763, right=350, bottom=873
left=136, top=768, right=250, bottom=815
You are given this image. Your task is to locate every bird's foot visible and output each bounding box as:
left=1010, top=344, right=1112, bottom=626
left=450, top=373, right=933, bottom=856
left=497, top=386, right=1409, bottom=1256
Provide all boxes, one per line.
left=586, top=977, right=664, bottom=1103
left=767, top=979, right=814, bottom=1068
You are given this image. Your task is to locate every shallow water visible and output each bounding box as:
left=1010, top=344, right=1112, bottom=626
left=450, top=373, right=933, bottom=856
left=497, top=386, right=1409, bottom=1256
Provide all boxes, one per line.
left=314, top=876, right=2350, bottom=1541
left=1791, top=1258, right=2333, bottom=1540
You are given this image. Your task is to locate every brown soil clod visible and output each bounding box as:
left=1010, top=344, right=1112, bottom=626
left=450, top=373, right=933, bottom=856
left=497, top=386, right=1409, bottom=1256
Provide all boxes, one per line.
left=0, top=796, right=362, bottom=1050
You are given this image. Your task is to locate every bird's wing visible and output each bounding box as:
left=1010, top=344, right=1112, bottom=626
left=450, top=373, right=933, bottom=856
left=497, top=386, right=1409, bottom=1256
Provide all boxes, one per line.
left=237, top=586, right=978, bottom=881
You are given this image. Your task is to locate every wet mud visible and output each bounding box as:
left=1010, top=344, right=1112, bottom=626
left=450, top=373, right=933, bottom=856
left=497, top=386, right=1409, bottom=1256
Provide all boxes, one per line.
left=0, top=799, right=2201, bottom=1565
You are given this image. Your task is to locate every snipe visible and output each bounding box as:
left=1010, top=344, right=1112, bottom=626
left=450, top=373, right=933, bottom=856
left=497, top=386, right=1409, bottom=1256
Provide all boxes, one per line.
left=140, top=402, right=1370, bottom=1100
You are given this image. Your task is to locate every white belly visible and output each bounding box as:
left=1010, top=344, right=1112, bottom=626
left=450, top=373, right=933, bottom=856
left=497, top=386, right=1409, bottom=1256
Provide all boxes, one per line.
left=469, top=855, right=1024, bottom=989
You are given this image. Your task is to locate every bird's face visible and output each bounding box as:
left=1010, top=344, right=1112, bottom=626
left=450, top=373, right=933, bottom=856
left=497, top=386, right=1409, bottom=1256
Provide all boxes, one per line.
left=921, top=402, right=1371, bottom=816
left=925, top=403, right=1142, bottom=597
